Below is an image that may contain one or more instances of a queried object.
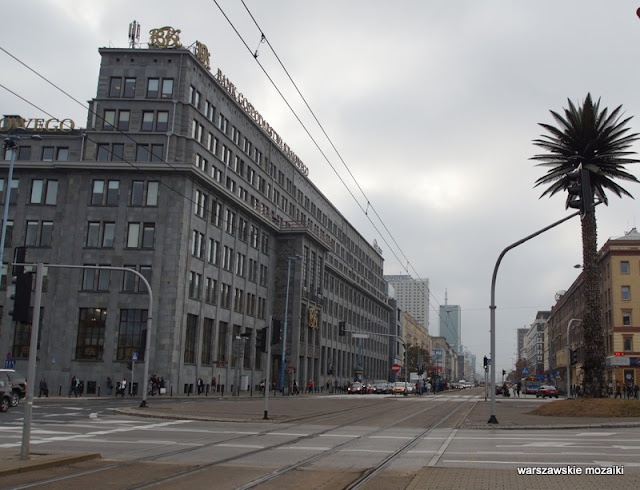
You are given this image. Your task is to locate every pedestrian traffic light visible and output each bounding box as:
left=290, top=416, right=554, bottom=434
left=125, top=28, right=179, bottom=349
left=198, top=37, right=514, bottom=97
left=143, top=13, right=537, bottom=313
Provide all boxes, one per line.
left=127, top=362, right=132, bottom=371
left=570, top=349, right=577, bottom=365
left=339, top=321, right=346, bottom=336
left=256, top=328, right=268, bottom=353
left=9, top=271, right=32, bottom=323
left=271, top=319, right=281, bottom=345
left=567, top=166, right=593, bottom=215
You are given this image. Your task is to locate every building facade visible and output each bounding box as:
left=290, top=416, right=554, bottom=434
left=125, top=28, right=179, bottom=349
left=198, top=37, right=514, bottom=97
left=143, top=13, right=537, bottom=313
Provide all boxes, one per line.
left=384, top=275, right=429, bottom=330
left=0, top=26, right=391, bottom=395
left=438, top=304, right=461, bottom=353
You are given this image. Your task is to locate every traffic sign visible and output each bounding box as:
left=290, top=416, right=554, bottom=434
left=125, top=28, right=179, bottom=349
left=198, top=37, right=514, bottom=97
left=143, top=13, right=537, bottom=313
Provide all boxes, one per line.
left=4, top=360, right=15, bottom=369
left=521, top=367, right=529, bottom=375
left=391, top=363, right=401, bottom=373
left=132, top=352, right=138, bottom=361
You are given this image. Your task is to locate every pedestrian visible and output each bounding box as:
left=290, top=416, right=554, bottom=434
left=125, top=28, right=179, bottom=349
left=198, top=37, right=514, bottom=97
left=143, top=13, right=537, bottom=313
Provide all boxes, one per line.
left=69, top=376, right=78, bottom=398
left=211, top=376, right=217, bottom=394
left=106, top=376, right=114, bottom=395
left=307, top=379, right=313, bottom=394
left=293, top=380, right=299, bottom=395
left=259, top=379, right=265, bottom=394
left=426, top=381, right=432, bottom=395
left=39, top=378, right=49, bottom=398
left=197, top=377, right=204, bottom=395
left=119, top=378, right=127, bottom=397
left=159, top=377, right=166, bottom=395
left=516, top=381, right=521, bottom=397
left=634, top=384, right=639, bottom=400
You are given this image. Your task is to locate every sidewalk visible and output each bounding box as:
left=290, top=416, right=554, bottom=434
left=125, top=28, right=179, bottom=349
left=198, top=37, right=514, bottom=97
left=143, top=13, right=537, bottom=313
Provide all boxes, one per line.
left=2, top=393, right=640, bottom=485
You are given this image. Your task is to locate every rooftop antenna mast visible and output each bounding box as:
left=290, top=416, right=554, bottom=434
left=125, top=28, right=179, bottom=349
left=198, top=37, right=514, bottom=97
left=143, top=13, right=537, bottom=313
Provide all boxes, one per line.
left=129, top=20, right=141, bottom=48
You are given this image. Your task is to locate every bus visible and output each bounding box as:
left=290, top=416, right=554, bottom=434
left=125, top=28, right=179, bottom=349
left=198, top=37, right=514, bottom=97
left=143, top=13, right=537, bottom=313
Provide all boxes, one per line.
left=521, top=377, right=541, bottom=395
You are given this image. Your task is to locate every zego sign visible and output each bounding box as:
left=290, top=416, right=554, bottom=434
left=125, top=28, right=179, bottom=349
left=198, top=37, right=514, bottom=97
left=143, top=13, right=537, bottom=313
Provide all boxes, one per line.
left=0, top=117, right=75, bottom=132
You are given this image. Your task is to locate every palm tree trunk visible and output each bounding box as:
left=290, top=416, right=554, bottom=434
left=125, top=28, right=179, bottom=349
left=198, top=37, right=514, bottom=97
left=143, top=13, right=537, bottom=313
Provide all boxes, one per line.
left=580, top=210, right=605, bottom=397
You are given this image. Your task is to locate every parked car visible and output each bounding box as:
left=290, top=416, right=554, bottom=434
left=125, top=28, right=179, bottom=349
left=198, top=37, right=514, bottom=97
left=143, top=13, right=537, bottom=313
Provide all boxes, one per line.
left=0, top=379, right=12, bottom=412
left=536, top=385, right=560, bottom=399
left=347, top=382, right=364, bottom=394
left=0, top=369, right=27, bottom=407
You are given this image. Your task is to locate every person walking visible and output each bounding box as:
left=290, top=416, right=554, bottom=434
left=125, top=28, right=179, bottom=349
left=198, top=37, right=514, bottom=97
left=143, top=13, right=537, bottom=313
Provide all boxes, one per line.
left=106, top=377, right=114, bottom=395
left=39, top=378, right=49, bottom=398
left=211, top=376, right=217, bottom=394
left=69, top=376, right=78, bottom=398
left=119, top=378, right=127, bottom=397
left=516, top=381, right=521, bottom=397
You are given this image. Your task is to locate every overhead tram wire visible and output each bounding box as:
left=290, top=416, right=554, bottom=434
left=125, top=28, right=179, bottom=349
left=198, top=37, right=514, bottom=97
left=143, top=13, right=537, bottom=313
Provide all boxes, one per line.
left=212, top=0, right=451, bottom=328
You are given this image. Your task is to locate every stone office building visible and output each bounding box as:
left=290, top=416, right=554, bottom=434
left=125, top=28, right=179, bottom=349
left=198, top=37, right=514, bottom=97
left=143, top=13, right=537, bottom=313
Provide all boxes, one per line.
left=0, top=24, right=391, bottom=395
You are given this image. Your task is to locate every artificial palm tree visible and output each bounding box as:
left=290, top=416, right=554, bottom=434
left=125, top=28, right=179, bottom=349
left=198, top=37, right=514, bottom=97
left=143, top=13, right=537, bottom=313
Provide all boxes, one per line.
left=532, top=93, right=640, bottom=398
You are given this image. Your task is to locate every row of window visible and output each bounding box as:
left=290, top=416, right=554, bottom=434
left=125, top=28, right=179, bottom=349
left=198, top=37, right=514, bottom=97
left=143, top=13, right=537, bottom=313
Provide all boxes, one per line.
left=86, top=221, right=155, bottom=249
left=193, top=189, right=270, bottom=254
left=96, top=142, right=164, bottom=163
left=109, top=77, right=174, bottom=99
left=187, top=272, right=266, bottom=316
left=2, top=146, right=69, bottom=162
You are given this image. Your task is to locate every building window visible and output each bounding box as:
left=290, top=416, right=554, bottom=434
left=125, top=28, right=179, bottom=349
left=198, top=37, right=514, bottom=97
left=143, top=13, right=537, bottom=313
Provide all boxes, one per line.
left=157, top=111, right=169, bottom=131
left=161, top=79, right=174, bottom=98
left=81, top=265, right=110, bottom=291
left=217, top=321, right=228, bottom=362
left=622, top=286, right=631, bottom=301
left=222, top=246, right=233, bottom=271
left=29, top=179, right=58, bottom=205
left=25, top=220, right=38, bottom=246
left=136, top=144, right=163, bottom=162
left=42, top=147, right=54, bottom=161
left=622, top=311, right=632, bottom=326
left=184, top=314, right=198, bottom=364
left=75, top=308, right=106, bottom=360
left=123, top=78, right=136, bottom=98
left=191, top=230, right=204, bottom=258
left=141, top=111, right=154, bottom=131
left=205, top=277, right=217, bottom=304
left=202, top=318, right=213, bottom=365
left=127, top=222, right=155, bottom=248
left=621, top=261, right=630, bottom=274
left=623, top=336, right=633, bottom=352
left=220, top=283, right=231, bottom=309
left=147, top=78, right=159, bottom=98
left=188, top=271, right=202, bottom=299
left=116, top=309, right=147, bottom=361
left=109, top=77, right=122, bottom=97
left=130, top=181, right=158, bottom=206
left=117, top=110, right=130, bottom=131
left=104, top=110, right=116, bottom=130
left=91, top=180, right=119, bottom=206
left=194, top=189, right=207, bottom=218
left=208, top=239, right=220, bottom=265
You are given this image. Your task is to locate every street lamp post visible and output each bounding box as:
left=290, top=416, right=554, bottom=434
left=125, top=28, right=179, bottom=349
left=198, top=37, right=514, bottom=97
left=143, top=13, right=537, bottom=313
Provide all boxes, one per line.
left=489, top=211, right=579, bottom=424
left=566, top=318, right=581, bottom=399
left=279, top=254, right=302, bottom=392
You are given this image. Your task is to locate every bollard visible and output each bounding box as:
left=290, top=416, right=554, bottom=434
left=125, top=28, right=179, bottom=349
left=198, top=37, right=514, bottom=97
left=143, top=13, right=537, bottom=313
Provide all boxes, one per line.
left=98, top=386, right=101, bottom=397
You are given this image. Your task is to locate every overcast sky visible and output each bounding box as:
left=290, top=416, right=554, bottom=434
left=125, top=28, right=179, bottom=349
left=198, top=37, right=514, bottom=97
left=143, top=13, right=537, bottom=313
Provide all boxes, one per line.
left=3, top=1, right=640, bottom=377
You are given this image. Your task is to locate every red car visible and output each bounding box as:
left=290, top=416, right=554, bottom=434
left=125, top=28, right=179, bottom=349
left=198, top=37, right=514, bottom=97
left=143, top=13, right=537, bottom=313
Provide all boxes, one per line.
left=535, top=385, right=560, bottom=398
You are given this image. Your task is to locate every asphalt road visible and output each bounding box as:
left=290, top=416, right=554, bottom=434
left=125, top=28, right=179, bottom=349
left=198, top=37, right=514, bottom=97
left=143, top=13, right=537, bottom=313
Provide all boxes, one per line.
left=2, top=391, right=640, bottom=488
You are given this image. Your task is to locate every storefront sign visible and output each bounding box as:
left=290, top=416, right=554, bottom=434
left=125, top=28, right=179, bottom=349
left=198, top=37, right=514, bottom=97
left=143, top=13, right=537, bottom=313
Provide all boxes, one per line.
left=216, top=68, right=309, bottom=177
left=0, top=117, right=75, bottom=132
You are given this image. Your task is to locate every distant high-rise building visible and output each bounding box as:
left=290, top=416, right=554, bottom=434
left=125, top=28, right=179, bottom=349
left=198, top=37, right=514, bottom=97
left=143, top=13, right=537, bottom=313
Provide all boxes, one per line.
left=439, top=304, right=462, bottom=353
left=384, top=275, right=429, bottom=330
left=517, top=327, right=529, bottom=360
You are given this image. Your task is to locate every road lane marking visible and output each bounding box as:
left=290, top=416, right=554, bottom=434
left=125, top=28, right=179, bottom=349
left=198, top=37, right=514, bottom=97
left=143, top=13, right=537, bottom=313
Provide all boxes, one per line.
left=428, top=429, right=457, bottom=466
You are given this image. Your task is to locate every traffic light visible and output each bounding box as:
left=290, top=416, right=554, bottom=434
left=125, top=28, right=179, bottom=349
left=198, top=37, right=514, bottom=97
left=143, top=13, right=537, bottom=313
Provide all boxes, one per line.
left=271, top=319, right=281, bottom=345
left=256, top=328, right=268, bottom=353
left=567, top=166, right=593, bottom=215
left=339, top=321, right=346, bottom=336
left=570, top=349, right=577, bottom=365
left=9, top=271, right=32, bottom=323
left=502, top=369, right=506, bottom=376
left=127, top=362, right=132, bottom=370
left=12, top=246, right=26, bottom=276
left=483, top=356, right=488, bottom=368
